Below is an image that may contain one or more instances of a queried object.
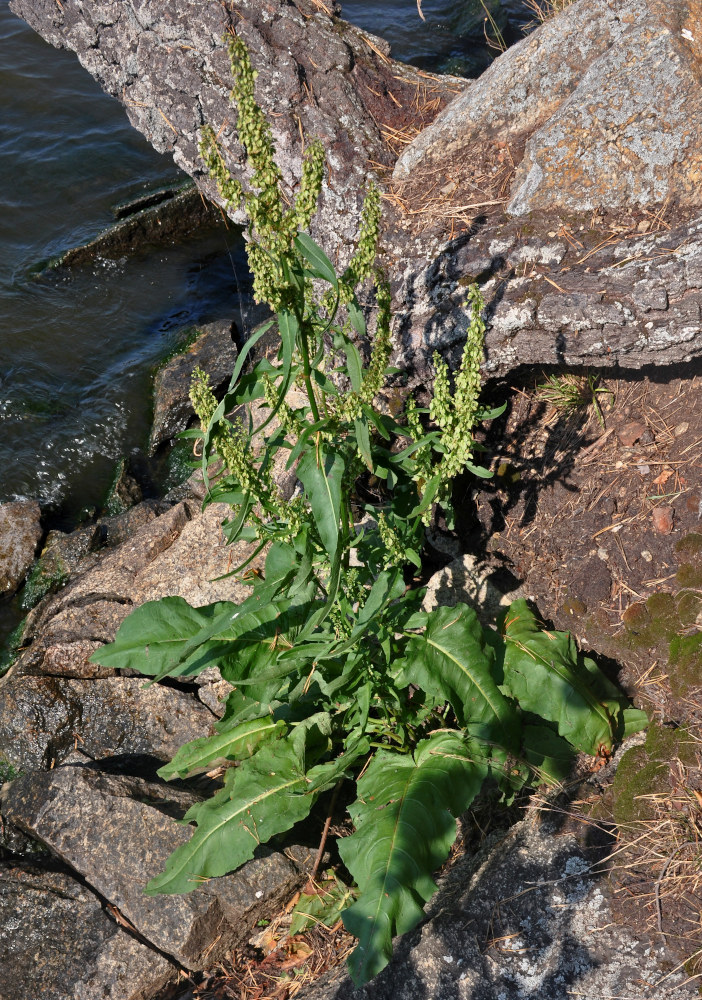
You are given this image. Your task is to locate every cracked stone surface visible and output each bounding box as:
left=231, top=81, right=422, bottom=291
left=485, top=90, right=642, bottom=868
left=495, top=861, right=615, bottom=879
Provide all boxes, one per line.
left=2, top=765, right=308, bottom=970
left=295, top=811, right=697, bottom=1000
left=0, top=860, right=174, bottom=1000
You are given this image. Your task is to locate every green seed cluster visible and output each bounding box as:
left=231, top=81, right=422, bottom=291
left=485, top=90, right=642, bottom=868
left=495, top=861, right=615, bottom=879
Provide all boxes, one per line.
left=338, top=273, right=392, bottom=425
left=190, top=367, right=218, bottom=428
left=430, top=283, right=485, bottom=487
left=404, top=395, right=433, bottom=512
left=293, top=140, right=326, bottom=233
left=338, top=184, right=381, bottom=303
left=403, top=284, right=487, bottom=522
left=377, top=511, right=405, bottom=569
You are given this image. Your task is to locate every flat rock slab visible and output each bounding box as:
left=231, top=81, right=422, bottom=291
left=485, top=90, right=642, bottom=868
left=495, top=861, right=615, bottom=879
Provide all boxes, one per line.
left=299, top=812, right=696, bottom=1000
left=0, top=673, right=215, bottom=772
left=2, top=766, right=307, bottom=970
left=0, top=861, right=174, bottom=1000
left=149, top=318, right=238, bottom=454
left=0, top=500, right=42, bottom=597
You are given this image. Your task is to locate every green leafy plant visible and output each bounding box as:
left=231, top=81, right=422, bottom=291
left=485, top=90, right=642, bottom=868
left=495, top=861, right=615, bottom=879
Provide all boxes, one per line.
left=92, top=36, right=646, bottom=986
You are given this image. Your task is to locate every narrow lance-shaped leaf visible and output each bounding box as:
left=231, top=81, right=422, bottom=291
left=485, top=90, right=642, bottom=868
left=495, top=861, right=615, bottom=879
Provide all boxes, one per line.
left=297, top=443, right=344, bottom=564
left=338, top=732, right=488, bottom=985
left=294, top=233, right=338, bottom=288
left=157, top=718, right=287, bottom=781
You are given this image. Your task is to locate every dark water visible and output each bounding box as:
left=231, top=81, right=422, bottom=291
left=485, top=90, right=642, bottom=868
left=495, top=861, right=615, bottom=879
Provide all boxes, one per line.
left=342, top=0, right=532, bottom=76
left=0, top=0, right=533, bottom=519
left=0, top=2, right=248, bottom=519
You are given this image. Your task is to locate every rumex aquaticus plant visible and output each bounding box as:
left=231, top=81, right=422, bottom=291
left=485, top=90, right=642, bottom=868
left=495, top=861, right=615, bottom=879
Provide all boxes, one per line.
left=92, top=35, right=647, bottom=986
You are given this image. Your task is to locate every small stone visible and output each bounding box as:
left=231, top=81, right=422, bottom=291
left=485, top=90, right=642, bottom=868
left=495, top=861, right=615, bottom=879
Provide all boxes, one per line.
left=674, top=421, right=689, bottom=437
left=637, top=464, right=650, bottom=476
left=618, top=421, right=647, bottom=446
left=0, top=500, right=42, bottom=597
left=641, top=550, right=653, bottom=562
left=597, top=547, right=609, bottom=561
left=651, top=506, right=674, bottom=534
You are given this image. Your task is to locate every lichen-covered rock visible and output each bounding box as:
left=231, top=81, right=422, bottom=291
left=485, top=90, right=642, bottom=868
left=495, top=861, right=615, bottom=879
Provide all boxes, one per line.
left=0, top=500, right=42, bottom=598
left=296, top=810, right=697, bottom=1000
left=2, top=766, right=307, bottom=970
left=395, top=0, right=702, bottom=216
left=0, top=861, right=174, bottom=1000
left=149, top=318, right=239, bottom=455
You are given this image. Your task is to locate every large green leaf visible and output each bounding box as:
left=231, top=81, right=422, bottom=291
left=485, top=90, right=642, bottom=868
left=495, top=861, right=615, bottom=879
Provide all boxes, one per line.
left=401, top=604, right=519, bottom=751
left=297, top=443, right=344, bottom=564
left=157, top=718, right=287, bottom=780
left=338, top=733, right=487, bottom=985
left=145, top=738, right=317, bottom=895
left=90, top=597, right=237, bottom=678
left=501, top=599, right=631, bottom=754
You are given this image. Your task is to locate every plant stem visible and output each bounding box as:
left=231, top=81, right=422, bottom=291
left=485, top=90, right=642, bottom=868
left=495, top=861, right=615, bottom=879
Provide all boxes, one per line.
left=298, top=316, right=321, bottom=423
left=306, top=779, right=343, bottom=890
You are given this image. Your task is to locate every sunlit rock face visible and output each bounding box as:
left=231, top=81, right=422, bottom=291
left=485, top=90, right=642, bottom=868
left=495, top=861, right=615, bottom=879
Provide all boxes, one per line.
left=395, top=0, right=702, bottom=215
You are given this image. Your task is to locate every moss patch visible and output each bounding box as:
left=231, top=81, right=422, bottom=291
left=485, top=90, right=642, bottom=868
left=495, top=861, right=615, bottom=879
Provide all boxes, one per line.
left=0, top=618, right=27, bottom=677
left=20, top=556, right=69, bottom=611
left=612, top=724, right=696, bottom=826
left=669, top=632, right=702, bottom=698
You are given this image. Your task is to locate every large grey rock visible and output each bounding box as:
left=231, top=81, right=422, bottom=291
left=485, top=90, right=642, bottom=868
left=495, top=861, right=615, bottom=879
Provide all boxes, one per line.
left=0, top=673, right=216, bottom=772
left=297, top=811, right=696, bottom=1000
left=0, top=861, right=174, bottom=1000
left=149, top=318, right=239, bottom=455
left=0, top=500, right=42, bottom=598
left=395, top=0, right=702, bottom=216
left=42, top=498, right=262, bottom=613
left=13, top=0, right=702, bottom=379
left=2, top=766, right=308, bottom=970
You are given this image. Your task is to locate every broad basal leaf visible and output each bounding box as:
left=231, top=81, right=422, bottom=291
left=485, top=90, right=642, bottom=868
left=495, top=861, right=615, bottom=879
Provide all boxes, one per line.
left=521, top=723, right=576, bottom=786
left=145, top=738, right=317, bottom=895
left=501, top=599, right=632, bottom=754
left=157, top=718, right=287, bottom=780
left=338, top=732, right=487, bottom=985
left=401, top=603, right=519, bottom=751
left=90, top=597, right=237, bottom=678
